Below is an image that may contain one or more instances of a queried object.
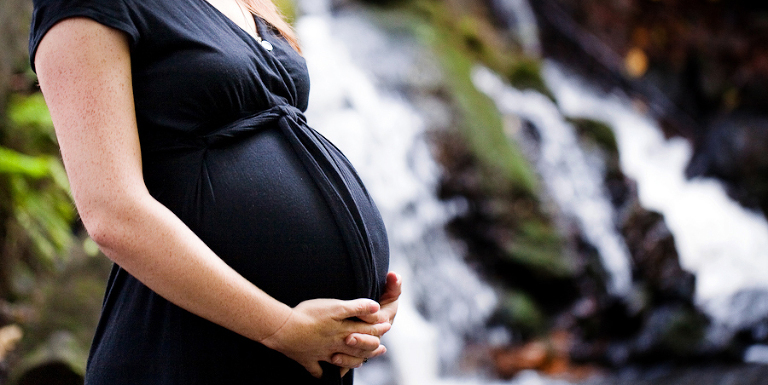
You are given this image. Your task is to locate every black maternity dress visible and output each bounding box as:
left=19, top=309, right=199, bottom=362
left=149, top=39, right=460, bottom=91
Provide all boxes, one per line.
left=29, top=0, right=389, bottom=384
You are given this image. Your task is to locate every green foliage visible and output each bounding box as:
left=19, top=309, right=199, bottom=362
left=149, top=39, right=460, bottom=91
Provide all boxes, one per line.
left=7, top=93, right=54, bottom=133
left=3, top=92, right=74, bottom=269
left=273, top=0, right=297, bottom=25
left=8, top=174, right=74, bottom=266
left=6, top=93, right=58, bottom=154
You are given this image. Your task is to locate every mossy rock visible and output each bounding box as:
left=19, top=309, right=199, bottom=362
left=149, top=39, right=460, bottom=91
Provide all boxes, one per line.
left=495, top=289, right=547, bottom=336
left=506, top=58, right=551, bottom=98
left=414, top=1, right=538, bottom=195
left=503, top=221, right=572, bottom=278
left=567, top=117, right=618, bottom=155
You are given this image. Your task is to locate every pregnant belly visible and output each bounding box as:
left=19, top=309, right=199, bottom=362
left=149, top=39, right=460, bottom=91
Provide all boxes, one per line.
left=143, top=128, right=373, bottom=306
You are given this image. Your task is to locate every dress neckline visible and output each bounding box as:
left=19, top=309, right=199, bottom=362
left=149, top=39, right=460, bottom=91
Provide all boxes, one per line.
left=197, top=0, right=274, bottom=51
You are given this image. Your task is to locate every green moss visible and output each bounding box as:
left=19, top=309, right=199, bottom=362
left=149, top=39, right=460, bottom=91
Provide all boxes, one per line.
left=504, top=221, right=572, bottom=277
left=567, top=117, right=618, bottom=154
left=506, top=58, right=551, bottom=98
left=497, top=289, right=546, bottom=335
left=410, top=0, right=538, bottom=195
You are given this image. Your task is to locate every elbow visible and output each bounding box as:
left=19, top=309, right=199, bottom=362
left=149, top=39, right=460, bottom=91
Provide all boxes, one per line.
left=80, top=207, right=124, bottom=254
left=77, top=196, right=142, bottom=256
left=82, top=212, right=117, bottom=251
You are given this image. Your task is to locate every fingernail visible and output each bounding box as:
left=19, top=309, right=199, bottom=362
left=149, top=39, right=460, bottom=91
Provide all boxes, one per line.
left=333, top=356, right=342, bottom=365
left=348, top=336, right=357, bottom=346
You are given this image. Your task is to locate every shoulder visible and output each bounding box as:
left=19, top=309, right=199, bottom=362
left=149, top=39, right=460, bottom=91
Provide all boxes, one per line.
left=29, top=0, right=151, bottom=71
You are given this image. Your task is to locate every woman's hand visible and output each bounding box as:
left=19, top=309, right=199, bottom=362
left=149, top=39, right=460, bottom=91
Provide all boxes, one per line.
left=259, top=298, right=391, bottom=378
left=337, top=272, right=402, bottom=376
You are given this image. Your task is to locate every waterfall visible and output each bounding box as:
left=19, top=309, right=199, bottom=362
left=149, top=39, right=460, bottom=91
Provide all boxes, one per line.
left=471, top=66, right=633, bottom=297
left=474, top=60, right=768, bottom=333
left=539, top=63, right=768, bottom=330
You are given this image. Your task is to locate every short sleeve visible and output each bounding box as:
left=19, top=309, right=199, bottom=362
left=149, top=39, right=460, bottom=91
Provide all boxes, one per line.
left=28, top=0, right=140, bottom=72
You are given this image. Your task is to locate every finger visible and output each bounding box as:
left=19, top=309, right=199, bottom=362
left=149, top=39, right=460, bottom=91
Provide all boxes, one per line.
left=336, top=342, right=387, bottom=361
left=345, top=333, right=381, bottom=352
left=336, top=299, right=380, bottom=320
left=305, top=362, right=323, bottom=379
left=331, top=345, right=386, bottom=368
left=379, top=300, right=399, bottom=325
left=345, top=320, right=391, bottom=338
left=369, top=321, right=391, bottom=337
left=355, top=308, right=389, bottom=325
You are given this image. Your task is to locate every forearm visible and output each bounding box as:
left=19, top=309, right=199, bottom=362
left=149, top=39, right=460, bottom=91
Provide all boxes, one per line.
left=88, top=191, right=292, bottom=343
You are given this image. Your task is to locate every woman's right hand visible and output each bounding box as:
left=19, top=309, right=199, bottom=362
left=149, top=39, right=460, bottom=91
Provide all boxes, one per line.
left=259, top=298, right=391, bottom=378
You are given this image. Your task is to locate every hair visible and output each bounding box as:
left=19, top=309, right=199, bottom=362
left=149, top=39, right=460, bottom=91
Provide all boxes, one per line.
left=239, top=0, right=301, bottom=54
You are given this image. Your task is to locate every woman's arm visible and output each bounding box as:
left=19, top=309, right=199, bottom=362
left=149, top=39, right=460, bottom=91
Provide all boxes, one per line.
left=35, top=17, right=389, bottom=378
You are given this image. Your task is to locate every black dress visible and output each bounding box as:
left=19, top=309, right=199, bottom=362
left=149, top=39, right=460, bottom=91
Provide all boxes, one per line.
left=29, top=0, right=389, bottom=384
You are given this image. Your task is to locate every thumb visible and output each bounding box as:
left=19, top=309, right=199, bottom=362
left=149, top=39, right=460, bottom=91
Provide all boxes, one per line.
left=304, top=362, right=323, bottom=379
left=380, top=272, right=402, bottom=304
left=337, top=299, right=380, bottom=320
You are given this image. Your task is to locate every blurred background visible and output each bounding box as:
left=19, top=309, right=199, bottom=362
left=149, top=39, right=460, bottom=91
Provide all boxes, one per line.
left=1, top=0, right=768, bottom=384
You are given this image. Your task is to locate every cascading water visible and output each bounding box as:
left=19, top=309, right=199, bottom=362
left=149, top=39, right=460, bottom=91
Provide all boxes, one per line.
left=471, top=67, right=633, bottom=298
left=539, top=63, right=768, bottom=330
left=474, top=60, right=768, bottom=343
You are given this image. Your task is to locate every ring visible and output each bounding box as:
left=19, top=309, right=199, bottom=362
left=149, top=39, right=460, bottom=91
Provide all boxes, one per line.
left=363, top=358, right=368, bottom=363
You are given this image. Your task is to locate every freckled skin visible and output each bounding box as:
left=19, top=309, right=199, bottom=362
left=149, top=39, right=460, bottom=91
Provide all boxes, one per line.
left=34, top=15, right=401, bottom=378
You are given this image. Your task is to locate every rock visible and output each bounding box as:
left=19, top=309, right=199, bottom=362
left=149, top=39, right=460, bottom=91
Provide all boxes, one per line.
left=618, top=201, right=696, bottom=303
left=493, top=331, right=600, bottom=381
left=631, top=305, right=709, bottom=361
left=687, top=114, right=768, bottom=217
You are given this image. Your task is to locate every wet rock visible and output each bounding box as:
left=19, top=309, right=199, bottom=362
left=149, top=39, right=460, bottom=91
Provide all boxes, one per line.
left=618, top=201, right=696, bottom=303
left=687, top=114, right=768, bottom=217
left=630, top=305, right=709, bottom=362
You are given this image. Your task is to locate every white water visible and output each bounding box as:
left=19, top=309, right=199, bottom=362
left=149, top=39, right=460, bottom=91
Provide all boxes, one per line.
left=474, top=61, right=768, bottom=330
left=539, top=63, right=768, bottom=329
left=472, top=67, right=633, bottom=297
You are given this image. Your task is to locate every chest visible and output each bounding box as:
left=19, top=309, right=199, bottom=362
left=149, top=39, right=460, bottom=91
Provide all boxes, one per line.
left=128, top=0, right=310, bottom=132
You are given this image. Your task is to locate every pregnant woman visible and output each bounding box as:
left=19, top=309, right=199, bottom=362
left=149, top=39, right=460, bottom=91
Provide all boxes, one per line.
left=29, top=0, right=400, bottom=383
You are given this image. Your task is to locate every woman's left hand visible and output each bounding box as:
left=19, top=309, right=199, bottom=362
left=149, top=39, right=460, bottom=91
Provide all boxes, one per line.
left=335, top=271, right=402, bottom=376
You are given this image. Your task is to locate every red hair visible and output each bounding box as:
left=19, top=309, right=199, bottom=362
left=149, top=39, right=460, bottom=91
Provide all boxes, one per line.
left=239, top=0, right=301, bottom=54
